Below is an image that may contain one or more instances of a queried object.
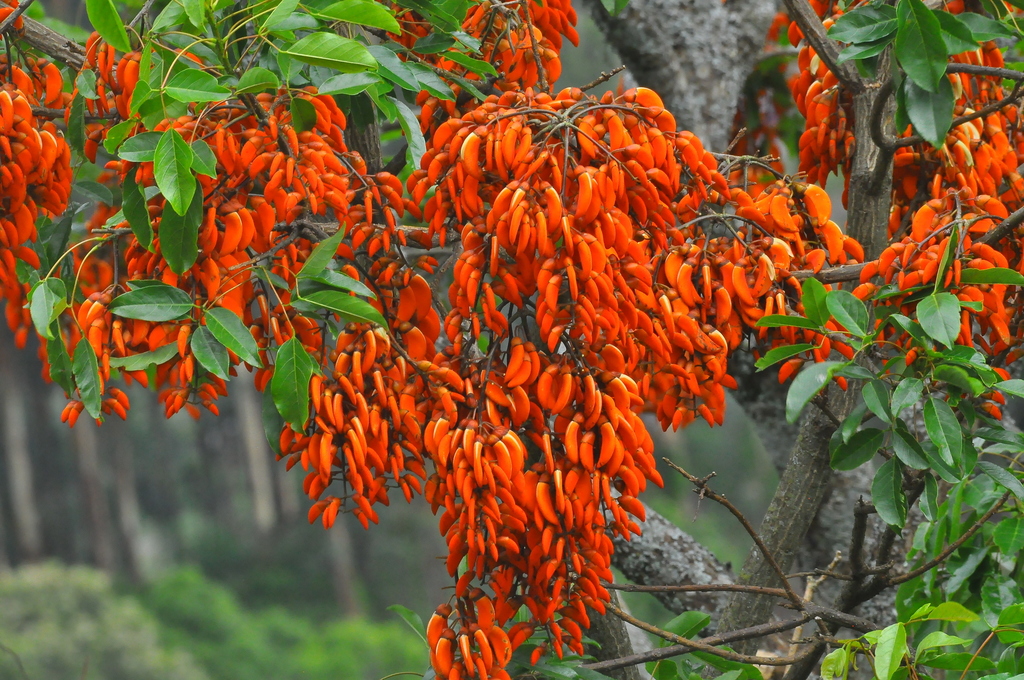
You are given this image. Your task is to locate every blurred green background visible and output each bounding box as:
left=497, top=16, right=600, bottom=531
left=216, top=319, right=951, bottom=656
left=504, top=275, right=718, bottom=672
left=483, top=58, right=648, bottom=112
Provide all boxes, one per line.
left=0, top=4, right=781, bottom=679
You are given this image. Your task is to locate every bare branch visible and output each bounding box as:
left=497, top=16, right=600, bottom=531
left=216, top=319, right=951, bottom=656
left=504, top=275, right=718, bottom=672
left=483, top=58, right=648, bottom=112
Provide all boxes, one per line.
left=978, top=206, right=1024, bottom=247
left=19, top=16, right=86, bottom=70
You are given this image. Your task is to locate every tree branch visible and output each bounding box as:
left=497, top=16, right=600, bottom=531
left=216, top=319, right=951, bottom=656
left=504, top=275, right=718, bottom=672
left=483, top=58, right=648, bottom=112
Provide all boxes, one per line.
left=19, top=16, right=86, bottom=70
left=780, top=0, right=861, bottom=93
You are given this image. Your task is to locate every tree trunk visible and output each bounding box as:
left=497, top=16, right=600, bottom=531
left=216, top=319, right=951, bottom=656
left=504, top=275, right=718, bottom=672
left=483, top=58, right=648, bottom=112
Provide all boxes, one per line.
left=327, top=518, right=362, bottom=616
left=582, top=0, right=778, bottom=152
left=111, top=421, right=144, bottom=584
left=72, top=420, right=116, bottom=573
left=0, top=334, right=42, bottom=563
left=235, top=375, right=278, bottom=533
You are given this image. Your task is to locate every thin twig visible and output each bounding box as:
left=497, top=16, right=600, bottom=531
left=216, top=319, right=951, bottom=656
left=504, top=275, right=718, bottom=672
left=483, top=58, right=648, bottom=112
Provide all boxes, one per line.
left=0, top=0, right=35, bottom=35
left=604, top=583, right=788, bottom=596
left=791, top=262, right=867, bottom=284
left=519, top=0, right=547, bottom=92
left=581, top=65, right=626, bottom=92
left=978, top=205, right=1024, bottom=246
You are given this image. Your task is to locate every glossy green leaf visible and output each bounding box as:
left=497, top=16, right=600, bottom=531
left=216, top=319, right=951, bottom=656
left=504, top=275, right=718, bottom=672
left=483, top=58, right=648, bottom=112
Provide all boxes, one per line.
left=29, top=278, right=66, bottom=340
left=319, top=72, right=381, bottom=95
left=996, top=378, right=1024, bottom=398
left=303, top=269, right=375, bottom=298
left=895, top=0, right=948, bottom=92
left=826, top=290, right=869, bottom=336
left=190, top=140, right=217, bottom=177
left=892, top=428, right=930, bottom=470
left=958, top=12, right=1014, bottom=40
left=755, top=343, right=816, bottom=370
left=236, top=67, right=281, bottom=94
left=916, top=632, right=972, bottom=654
left=298, top=228, right=346, bottom=279
left=935, top=11, right=979, bottom=54
left=191, top=326, right=230, bottom=379
left=387, top=604, right=427, bottom=646
left=86, top=0, right=131, bottom=52
left=918, top=292, right=960, bottom=347
left=904, top=76, right=954, bottom=148
left=407, top=62, right=454, bottom=100
left=47, top=334, right=74, bottom=394
left=108, top=342, right=178, bottom=370
left=297, top=285, right=387, bottom=326
left=993, top=516, right=1024, bottom=555
left=801, top=277, right=830, bottom=327
left=154, top=129, right=197, bottom=215
left=290, top=98, right=317, bottom=133
left=123, top=171, right=153, bottom=251
left=924, top=397, right=962, bottom=467
left=272, top=336, right=317, bottom=432
left=108, top=283, right=193, bottom=321
left=921, top=474, right=938, bottom=520
left=958, top=267, right=1024, bottom=285
left=205, top=307, right=262, bottom=367
left=756, top=314, right=822, bottom=330
left=180, top=0, right=205, bottom=27
left=314, top=0, right=401, bottom=31
left=261, top=0, right=300, bottom=29
left=72, top=338, right=103, bottom=419
left=874, top=623, right=908, bottom=680
left=103, top=119, right=136, bottom=155
left=786, top=361, right=840, bottom=423
left=283, top=33, right=377, bottom=72
left=890, top=377, right=923, bottom=416
left=873, top=458, right=908, bottom=528
left=600, top=0, right=631, bottom=14
left=165, top=69, right=231, bottom=103
left=67, top=95, right=86, bottom=155
left=925, top=602, right=979, bottom=622
left=394, top=98, right=427, bottom=173
left=76, top=69, right=98, bottom=99
left=119, top=132, right=163, bottom=162
left=919, top=653, right=995, bottom=670
left=863, top=380, right=892, bottom=423
left=829, top=5, right=897, bottom=43
left=837, top=37, right=893, bottom=64
left=978, top=461, right=1024, bottom=502
left=367, top=45, right=419, bottom=90
left=831, top=427, right=885, bottom=470
left=442, top=50, right=499, bottom=76
left=262, top=386, right=284, bottom=454
left=160, top=181, right=204, bottom=274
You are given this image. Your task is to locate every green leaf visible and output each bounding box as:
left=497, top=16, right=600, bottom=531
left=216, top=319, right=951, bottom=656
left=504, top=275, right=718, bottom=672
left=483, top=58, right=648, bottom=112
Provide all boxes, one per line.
left=919, top=653, right=995, bottom=670
left=236, top=67, right=280, bottom=94
left=600, top=0, right=631, bottom=15
left=129, top=79, right=154, bottom=117
left=924, top=397, right=962, bottom=467
left=103, top=119, right=137, bottom=155
left=916, top=632, right=972, bottom=654
left=86, top=0, right=131, bottom=52
left=160, top=181, right=204, bottom=275
left=828, top=5, right=898, bottom=43
left=756, top=314, right=822, bottom=330
left=935, top=11, right=979, bottom=54
left=933, top=364, right=983, bottom=396
left=290, top=97, right=317, bottom=133
left=407, top=62, right=454, bottom=100
left=831, top=427, right=885, bottom=470
left=892, top=428, right=930, bottom=470
left=872, top=458, right=908, bottom=528
left=261, top=0, right=300, bottom=30
left=891, top=377, right=923, bottom=416
left=313, top=0, right=401, bottom=32
left=123, top=171, right=153, bottom=251
left=997, top=379, right=1024, bottom=398
left=958, top=267, right=1024, bottom=285
left=29, top=278, right=66, bottom=340
left=76, top=69, right=98, bottom=99
left=863, top=380, right=892, bottom=423
left=108, top=283, right=193, bottom=321
left=180, top=0, right=205, bottom=27
left=73, top=180, right=114, bottom=206
left=262, top=386, right=284, bottom=454
left=387, top=604, right=427, bottom=646
left=802, top=277, right=830, bottom=326
left=394, top=98, right=427, bottom=175
left=67, top=95, right=86, bottom=155
left=108, top=342, right=178, bottom=370
left=72, top=338, right=103, bottom=419
left=283, top=33, right=378, bottom=72
left=47, top=334, right=74, bottom=394
left=904, top=76, right=954, bottom=148
left=119, top=132, right=163, bottom=162
left=836, top=38, right=893, bottom=64
left=190, top=140, right=217, bottom=177
left=367, top=45, right=419, bottom=90
left=272, top=336, right=317, bottom=432
left=297, top=228, right=346, bottom=279
left=442, top=50, right=499, bottom=76
left=303, top=269, right=375, bottom=298
left=977, top=461, right=1024, bottom=502
left=826, top=290, right=869, bottom=336
left=921, top=474, right=938, bottom=520
left=154, top=129, right=197, bottom=216
left=958, top=12, right=1014, bottom=41
left=874, top=623, right=908, bottom=680
left=755, top=343, right=816, bottom=370
left=895, top=0, right=948, bottom=92
left=993, top=516, right=1024, bottom=555
left=297, top=285, right=387, bottom=326
left=191, top=326, right=231, bottom=379
left=918, top=292, right=960, bottom=347
left=786, top=361, right=841, bottom=423
left=165, top=69, right=231, bottom=103
left=319, top=72, right=381, bottom=95
left=926, top=601, right=979, bottom=622
left=663, top=611, right=711, bottom=638
left=205, top=307, right=262, bottom=367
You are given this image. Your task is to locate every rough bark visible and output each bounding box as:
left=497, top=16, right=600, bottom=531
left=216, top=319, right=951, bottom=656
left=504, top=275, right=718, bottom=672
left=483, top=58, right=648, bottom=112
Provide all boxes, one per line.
left=72, top=420, right=117, bottom=573
left=582, top=0, right=778, bottom=152
left=611, top=503, right=733, bottom=620
left=0, top=335, right=42, bottom=563
left=20, top=17, right=86, bottom=69
left=714, top=384, right=857, bottom=654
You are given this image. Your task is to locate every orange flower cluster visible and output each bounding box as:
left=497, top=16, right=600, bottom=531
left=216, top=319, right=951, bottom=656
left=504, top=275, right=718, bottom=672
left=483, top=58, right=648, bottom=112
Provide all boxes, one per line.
left=0, top=3, right=72, bottom=348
